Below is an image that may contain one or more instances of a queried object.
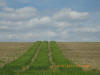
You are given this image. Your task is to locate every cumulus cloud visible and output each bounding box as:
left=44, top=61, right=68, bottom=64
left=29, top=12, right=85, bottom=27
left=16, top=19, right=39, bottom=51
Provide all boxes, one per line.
left=0, top=0, right=6, bottom=7
left=0, top=31, right=57, bottom=41
left=1, top=6, right=99, bottom=42
left=0, top=7, right=37, bottom=21
left=73, top=27, right=100, bottom=32
left=54, top=22, right=72, bottom=28
left=53, top=8, right=88, bottom=21
left=2, top=7, right=14, bottom=12
left=29, top=16, right=51, bottom=25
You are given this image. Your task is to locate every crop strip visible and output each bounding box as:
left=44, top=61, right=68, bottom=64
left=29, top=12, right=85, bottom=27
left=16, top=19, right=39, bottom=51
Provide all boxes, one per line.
left=48, top=42, right=55, bottom=69
left=29, top=41, right=50, bottom=70
left=50, top=41, right=81, bottom=71
left=1, top=41, right=41, bottom=72
left=22, top=42, right=42, bottom=71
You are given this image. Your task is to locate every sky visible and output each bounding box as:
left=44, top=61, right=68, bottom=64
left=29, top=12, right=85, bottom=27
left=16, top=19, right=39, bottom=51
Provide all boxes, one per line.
left=0, top=0, right=100, bottom=42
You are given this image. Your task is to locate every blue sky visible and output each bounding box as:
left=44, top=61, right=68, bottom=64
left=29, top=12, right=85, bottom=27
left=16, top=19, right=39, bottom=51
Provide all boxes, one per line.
left=0, top=0, right=100, bottom=42
left=6, top=0, right=100, bottom=12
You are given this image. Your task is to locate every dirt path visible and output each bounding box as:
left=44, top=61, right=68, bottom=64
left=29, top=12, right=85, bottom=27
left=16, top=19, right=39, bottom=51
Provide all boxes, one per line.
left=48, top=42, right=55, bottom=69
left=22, top=43, right=42, bottom=71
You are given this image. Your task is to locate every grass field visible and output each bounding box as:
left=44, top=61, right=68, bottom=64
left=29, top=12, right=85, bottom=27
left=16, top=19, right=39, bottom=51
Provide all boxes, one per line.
left=0, top=41, right=100, bottom=75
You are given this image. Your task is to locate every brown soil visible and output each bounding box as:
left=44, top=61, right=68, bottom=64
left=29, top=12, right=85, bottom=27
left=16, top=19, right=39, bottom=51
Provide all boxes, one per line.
left=0, top=42, right=33, bottom=68
left=57, top=42, right=100, bottom=71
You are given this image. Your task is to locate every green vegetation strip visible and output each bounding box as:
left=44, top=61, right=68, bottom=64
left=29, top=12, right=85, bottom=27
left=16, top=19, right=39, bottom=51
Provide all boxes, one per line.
left=1, top=41, right=41, bottom=72
left=29, top=41, right=50, bottom=70
left=50, top=41, right=81, bottom=71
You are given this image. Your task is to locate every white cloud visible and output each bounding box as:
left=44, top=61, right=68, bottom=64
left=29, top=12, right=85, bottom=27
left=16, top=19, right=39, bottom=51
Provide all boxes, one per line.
left=3, top=31, right=57, bottom=41
left=0, top=7, right=52, bottom=30
left=47, top=31, right=57, bottom=37
left=0, top=21, right=27, bottom=30
left=29, top=16, right=51, bottom=25
left=8, top=34, right=13, bottom=39
left=73, top=27, right=100, bottom=32
left=54, top=21, right=72, bottom=29
left=1, top=6, right=99, bottom=42
left=0, top=7, right=37, bottom=21
left=82, top=38, right=92, bottom=41
left=0, top=7, right=89, bottom=30
left=0, top=26, right=8, bottom=29
left=0, top=0, right=6, bottom=7
left=2, top=7, right=14, bottom=12
left=53, top=8, right=88, bottom=20
left=40, top=16, right=51, bottom=23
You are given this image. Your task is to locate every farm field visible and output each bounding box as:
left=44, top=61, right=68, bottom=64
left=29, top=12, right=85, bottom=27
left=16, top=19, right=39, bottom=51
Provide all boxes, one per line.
left=0, top=42, right=34, bottom=68
left=57, top=42, right=100, bottom=71
left=0, top=41, right=100, bottom=75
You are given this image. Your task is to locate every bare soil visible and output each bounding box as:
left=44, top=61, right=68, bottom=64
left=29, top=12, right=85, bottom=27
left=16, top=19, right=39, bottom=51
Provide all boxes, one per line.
left=57, top=42, right=100, bottom=71
left=0, top=42, right=33, bottom=68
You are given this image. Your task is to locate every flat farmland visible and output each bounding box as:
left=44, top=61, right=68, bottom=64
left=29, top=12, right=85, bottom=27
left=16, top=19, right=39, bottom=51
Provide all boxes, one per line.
left=0, top=41, right=100, bottom=75
left=0, top=42, right=34, bottom=68
left=57, top=42, right=100, bottom=70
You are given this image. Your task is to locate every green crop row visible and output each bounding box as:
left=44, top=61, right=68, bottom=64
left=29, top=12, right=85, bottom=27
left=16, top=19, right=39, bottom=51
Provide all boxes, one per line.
left=50, top=41, right=72, bottom=65
left=29, top=41, right=50, bottom=70
left=1, top=41, right=41, bottom=72
left=50, top=41, right=81, bottom=71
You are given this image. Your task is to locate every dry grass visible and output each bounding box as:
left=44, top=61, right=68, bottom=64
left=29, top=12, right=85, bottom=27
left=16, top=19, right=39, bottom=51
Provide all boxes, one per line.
left=0, top=42, right=33, bottom=68
left=57, top=42, right=100, bottom=71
